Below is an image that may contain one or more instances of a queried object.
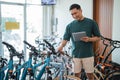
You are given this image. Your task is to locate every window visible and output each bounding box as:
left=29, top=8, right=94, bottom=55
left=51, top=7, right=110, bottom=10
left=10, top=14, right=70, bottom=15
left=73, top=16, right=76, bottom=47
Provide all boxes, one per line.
left=0, top=1, right=43, bottom=60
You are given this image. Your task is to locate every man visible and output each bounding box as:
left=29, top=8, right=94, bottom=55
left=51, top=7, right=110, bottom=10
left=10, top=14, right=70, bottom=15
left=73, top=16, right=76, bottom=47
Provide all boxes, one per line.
left=57, top=4, right=101, bottom=80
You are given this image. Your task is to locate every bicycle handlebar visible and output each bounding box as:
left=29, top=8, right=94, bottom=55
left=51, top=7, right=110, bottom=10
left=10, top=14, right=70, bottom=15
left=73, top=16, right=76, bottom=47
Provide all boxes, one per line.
left=101, top=36, right=120, bottom=48
left=0, top=57, right=7, bottom=68
left=23, top=40, right=39, bottom=55
left=23, top=40, right=33, bottom=48
left=2, top=42, right=20, bottom=56
left=2, top=41, right=15, bottom=50
left=101, top=36, right=113, bottom=46
left=0, top=57, right=7, bottom=62
left=43, top=39, right=56, bottom=54
left=43, top=39, right=52, bottom=48
left=112, top=40, right=120, bottom=48
left=23, top=40, right=36, bottom=51
left=101, top=36, right=113, bottom=41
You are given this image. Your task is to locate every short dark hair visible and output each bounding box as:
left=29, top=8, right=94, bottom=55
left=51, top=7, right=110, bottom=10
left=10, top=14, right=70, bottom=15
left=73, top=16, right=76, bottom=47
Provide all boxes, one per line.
left=69, top=4, right=81, bottom=10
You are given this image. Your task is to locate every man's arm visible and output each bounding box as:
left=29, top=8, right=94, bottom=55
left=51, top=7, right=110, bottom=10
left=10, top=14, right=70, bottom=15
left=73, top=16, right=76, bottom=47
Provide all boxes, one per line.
left=81, top=36, right=101, bottom=42
left=57, top=40, right=68, bottom=52
left=88, top=36, right=101, bottom=42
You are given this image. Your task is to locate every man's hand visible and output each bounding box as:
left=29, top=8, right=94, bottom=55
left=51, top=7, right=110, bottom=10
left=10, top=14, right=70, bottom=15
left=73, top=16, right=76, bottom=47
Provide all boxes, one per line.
left=81, top=37, right=90, bottom=42
left=57, top=45, right=63, bottom=52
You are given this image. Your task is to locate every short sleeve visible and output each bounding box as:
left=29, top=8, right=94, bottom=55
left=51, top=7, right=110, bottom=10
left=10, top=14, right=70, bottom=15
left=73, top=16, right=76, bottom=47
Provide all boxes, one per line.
left=92, top=21, right=101, bottom=37
left=63, top=24, right=71, bottom=41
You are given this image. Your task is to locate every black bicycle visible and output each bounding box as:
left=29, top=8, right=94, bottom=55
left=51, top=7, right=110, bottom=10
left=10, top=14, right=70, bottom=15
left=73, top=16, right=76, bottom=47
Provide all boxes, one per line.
left=94, top=36, right=120, bottom=80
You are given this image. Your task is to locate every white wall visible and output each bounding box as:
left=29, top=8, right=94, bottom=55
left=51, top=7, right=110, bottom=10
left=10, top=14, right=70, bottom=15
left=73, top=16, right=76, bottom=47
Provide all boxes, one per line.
left=54, top=0, right=93, bottom=37
left=112, top=0, right=120, bottom=64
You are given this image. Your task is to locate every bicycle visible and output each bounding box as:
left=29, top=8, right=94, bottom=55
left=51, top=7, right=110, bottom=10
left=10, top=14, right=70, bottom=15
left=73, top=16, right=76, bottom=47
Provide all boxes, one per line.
left=2, top=41, right=24, bottom=80
left=94, top=36, right=112, bottom=80
left=20, top=40, right=42, bottom=80
left=94, top=36, right=120, bottom=80
left=0, top=56, right=7, bottom=80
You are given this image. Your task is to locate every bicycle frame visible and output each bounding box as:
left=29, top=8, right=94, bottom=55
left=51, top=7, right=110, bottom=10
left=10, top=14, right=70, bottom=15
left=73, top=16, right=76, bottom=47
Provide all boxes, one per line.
left=2, top=42, right=19, bottom=80
left=0, top=57, right=7, bottom=80
left=12, top=53, right=24, bottom=80
left=35, top=52, right=51, bottom=80
left=97, top=36, right=112, bottom=64
left=20, top=52, right=34, bottom=80
left=49, top=58, right=65, bottom=80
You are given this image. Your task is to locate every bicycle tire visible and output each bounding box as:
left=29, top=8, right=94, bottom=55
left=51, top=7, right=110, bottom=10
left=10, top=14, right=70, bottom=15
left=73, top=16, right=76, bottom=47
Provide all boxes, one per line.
left=104, top=70, right=120, bottom=80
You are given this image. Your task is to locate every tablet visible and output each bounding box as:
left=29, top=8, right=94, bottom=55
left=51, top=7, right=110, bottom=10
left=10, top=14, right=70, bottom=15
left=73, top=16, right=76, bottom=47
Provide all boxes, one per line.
left=72, top=31, right=86, bottom=41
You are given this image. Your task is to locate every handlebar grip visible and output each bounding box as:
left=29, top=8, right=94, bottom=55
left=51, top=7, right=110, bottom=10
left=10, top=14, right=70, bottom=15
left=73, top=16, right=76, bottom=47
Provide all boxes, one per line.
left=24, top=40, right=39, bottom=55
left=2, top=41, right=16, bottom=51
left=101, top=36, right=115, bottom=47
left=101, top=35, right=113, bottom=41
left=23, top=40, right=33, bottom=47
left=0, top=57, right=7, bottom=61
left=104, top=37, right=113, bottom=42
left=114, top=40, right=120, bottom=44
left=2, top=42, right=13, bottom=48
left=2, top=42, right=20, bottom=56
left=43, top=39, right=56, bottom=54
left=113, top=40, right=120, bottom=48
left=43, top=39, right=52, bottom=47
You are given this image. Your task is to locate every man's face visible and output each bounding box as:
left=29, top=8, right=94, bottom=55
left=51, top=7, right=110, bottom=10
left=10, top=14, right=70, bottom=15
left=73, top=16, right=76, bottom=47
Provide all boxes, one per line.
left=70, top=8, right=82, bottom=20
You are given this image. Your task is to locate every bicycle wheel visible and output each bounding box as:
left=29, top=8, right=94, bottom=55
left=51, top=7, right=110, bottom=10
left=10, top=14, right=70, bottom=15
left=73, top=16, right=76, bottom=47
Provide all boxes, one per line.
left=104, top=70, right=120, bottom=80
